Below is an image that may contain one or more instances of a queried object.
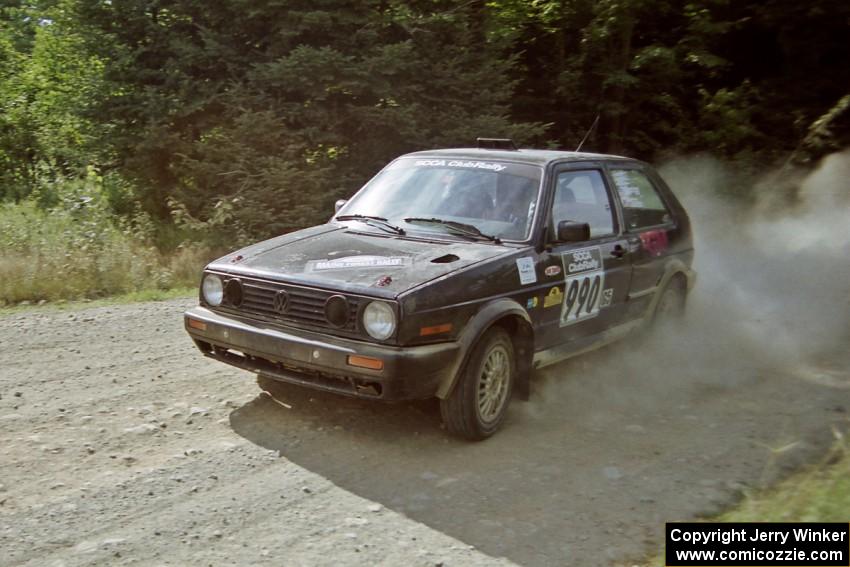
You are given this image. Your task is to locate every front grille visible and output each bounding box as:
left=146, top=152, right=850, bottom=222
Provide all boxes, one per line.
left=220, top=278, right=361, bottom=333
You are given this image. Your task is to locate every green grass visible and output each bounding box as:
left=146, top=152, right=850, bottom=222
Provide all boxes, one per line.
left=0, top=188, right=215, bottom=306
left=719, top=441, right=850, bottom=522
left=644, top=439, right=850, bottom=566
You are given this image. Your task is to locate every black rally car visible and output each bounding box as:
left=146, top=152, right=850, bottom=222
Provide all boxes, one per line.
left=184, top=139, right=695, bottom=440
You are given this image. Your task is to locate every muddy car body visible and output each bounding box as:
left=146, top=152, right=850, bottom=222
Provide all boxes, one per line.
left=184, top=141, right=695, bottom=439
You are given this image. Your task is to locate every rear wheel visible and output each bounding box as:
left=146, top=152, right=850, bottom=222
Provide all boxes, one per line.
left=440, top=327, right=515, bottom=441
left=654, top=278, right=686, bottom=324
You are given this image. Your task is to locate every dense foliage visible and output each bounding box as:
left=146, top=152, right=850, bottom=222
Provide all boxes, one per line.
left=1, top=0, right=849, bottom=245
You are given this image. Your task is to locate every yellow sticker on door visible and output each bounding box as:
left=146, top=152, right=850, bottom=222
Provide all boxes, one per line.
left=544, top=286, right=563, bottom=308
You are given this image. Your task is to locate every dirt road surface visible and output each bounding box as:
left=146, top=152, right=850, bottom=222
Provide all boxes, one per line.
left=2, top=297, right=849, bottom=567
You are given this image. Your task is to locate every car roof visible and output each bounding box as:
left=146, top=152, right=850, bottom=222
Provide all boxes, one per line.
left=402, top=147, right=642, bottom=167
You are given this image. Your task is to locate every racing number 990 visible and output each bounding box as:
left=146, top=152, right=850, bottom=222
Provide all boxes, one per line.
left=559, top=246, right=606, bottom=327
left=563, top=274, right=602, bottom=320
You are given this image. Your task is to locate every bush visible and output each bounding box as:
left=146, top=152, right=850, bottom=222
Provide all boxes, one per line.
left=0, top=177, right=214, bottom=305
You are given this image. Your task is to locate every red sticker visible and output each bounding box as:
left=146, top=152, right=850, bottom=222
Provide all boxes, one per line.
left=545, top=265, right=561, bottom=277
left=639, top=230, right=669, bottom=257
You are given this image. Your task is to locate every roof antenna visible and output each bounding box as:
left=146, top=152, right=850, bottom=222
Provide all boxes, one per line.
left=575, top=114, right=600, bottom=152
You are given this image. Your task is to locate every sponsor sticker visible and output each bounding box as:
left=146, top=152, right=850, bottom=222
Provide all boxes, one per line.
left=543, top=287, right=563, bottom=308
left=310, top=256, right=407, bottom=271
left=639, top=229, right=669, bottom=257
left=516, top=257, right=537, bottom=285
left=415, top=159, right=506, bottom=172
left=599, top=288, right=614, bottom=308
left=526, top=297, right=539, bottom=310
left=544, top=265, right=562, bottom=277
left=564, top=247, right=602, bottom=275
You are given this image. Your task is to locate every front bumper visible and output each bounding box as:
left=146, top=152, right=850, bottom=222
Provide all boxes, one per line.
left=184, top=307, right=459, bottom=401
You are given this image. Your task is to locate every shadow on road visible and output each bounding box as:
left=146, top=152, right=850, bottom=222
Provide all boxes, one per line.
left=229, top=343, right=850, bottom=567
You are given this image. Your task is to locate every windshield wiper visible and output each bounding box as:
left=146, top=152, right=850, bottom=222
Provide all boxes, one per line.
left=403, top=217, right=501, bottom=244
left=336, top=214, right=405, bottom=235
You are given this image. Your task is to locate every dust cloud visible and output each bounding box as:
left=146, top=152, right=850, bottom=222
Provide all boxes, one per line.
left=532, top=150, right=850, bottom=409
left=663, top=151, right=850, bottom=369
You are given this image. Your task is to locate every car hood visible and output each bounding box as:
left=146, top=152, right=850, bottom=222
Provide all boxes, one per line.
left=206, top=224, right=514, bottom=298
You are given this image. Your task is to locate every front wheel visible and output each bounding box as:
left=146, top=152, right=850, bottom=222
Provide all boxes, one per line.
left=440, top=327, right=515, bottom=441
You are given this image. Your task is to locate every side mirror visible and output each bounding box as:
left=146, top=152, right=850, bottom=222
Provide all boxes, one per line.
left=334, top=199, right=347, bottom=213
left=557, top=220, right=590, bottom=242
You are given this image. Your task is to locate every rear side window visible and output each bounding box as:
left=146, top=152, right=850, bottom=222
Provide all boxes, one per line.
left=551, top=170, right=615, bottom=238
left=610, top=169, right=671, bottom=230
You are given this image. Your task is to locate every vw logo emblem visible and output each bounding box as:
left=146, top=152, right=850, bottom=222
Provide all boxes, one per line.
left=273, top=290, right=289, bottom=314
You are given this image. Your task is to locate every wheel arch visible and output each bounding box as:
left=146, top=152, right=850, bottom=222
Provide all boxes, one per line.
left=642, top=258, right=695, bottom=321
left=435, top=298, right=534, bottom=400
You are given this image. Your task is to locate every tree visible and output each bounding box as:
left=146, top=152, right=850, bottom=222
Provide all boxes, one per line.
left=0, top=0, right=105, bottom=202
left=71, top=0, right=543, bottom=242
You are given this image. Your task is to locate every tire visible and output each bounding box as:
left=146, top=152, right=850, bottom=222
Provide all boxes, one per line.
left=653, top=278, right=686, bottom=324
left=440, top=327, right=515, bottom=441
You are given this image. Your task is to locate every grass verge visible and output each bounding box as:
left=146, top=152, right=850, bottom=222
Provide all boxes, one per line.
left=0, top=286, right=196, bottom=317
left=0, top=189, right=216, bottom=306
left=645, top=436, right=849, bottom=566
left=719, top=439, right=849, bottom=522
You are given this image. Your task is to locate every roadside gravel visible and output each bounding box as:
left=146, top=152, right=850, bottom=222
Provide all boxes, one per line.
left=0, top=299, right=514, bottom=567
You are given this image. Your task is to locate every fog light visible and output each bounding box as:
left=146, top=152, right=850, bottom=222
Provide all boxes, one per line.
left=325, top=294, right=350, bottom=327
left=223, top=278, right=244, bottom=307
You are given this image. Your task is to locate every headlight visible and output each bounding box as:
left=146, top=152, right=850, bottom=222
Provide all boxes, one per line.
left=363, top=301, right=396, bottom=340
left=202, top=274, right=224, bottom=306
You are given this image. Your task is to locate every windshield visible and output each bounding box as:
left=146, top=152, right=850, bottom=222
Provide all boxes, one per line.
left=337, top=158, right=543, bottom=241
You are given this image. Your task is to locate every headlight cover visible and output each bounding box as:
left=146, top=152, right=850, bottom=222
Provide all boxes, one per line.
left=202, top=274, right=224, bottom=306
left=363, top=301, right=396, bottom=340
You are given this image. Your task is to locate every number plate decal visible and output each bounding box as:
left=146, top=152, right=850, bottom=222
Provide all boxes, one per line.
left=559, top=247, right=605, bottom=327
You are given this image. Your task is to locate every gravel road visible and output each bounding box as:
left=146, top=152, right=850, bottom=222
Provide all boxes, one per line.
left=2, top=295, right=848, bottom=567
left=0, top=299, right=515, bottom=567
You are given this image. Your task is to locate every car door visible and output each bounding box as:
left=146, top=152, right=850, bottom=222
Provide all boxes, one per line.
left=536, top=165, right=633, bottom=351
left=605, top=165, right=678, bottom=318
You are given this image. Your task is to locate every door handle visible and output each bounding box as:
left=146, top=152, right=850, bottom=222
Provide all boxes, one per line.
left=610, top=244, right=627, bottom=258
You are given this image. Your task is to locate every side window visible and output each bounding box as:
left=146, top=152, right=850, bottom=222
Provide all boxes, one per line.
left=551, top=170, right=615, bottom=238
left=610, top=169, right=671, bottom=230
